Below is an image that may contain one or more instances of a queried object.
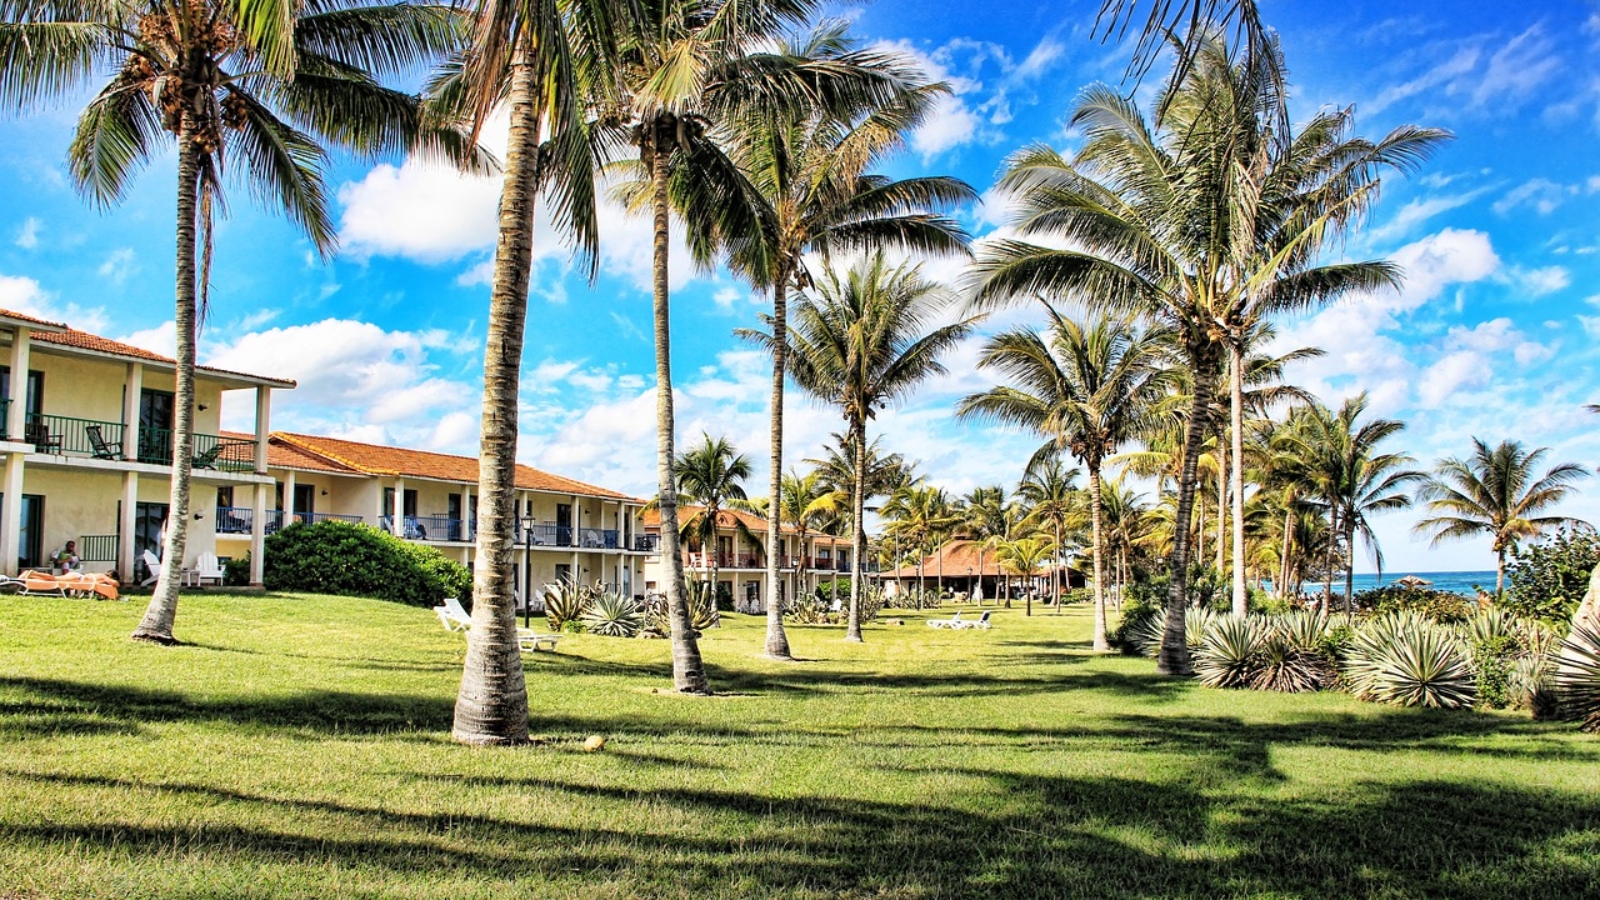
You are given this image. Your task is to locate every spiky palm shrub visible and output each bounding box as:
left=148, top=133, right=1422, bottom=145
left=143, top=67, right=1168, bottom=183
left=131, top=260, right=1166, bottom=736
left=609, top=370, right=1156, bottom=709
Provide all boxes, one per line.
left=1510, top=653, right=1559, bottom=717
left=1132, top=607, right=1215, bottom=659
left=1194, top=614, right=1267, bottom=688
left=1346, top=613, right=1476, bottom=708
left=1556, top=621, right=1600, bottom=732
left=1252, top=611, right=1339, bottom=693
left=542, top=580, right=592, bottom=632
left=582, top=592, right=644, bottom=638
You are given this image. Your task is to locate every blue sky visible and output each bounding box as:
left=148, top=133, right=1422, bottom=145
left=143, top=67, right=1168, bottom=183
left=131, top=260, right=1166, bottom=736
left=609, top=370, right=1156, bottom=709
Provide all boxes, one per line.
left=1, top=0, right=1598, bottom=572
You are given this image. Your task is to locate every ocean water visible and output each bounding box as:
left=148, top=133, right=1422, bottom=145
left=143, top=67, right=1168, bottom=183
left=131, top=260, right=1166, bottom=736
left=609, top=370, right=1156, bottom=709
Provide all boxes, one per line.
left=1294, top=571, right=1500, bottom=598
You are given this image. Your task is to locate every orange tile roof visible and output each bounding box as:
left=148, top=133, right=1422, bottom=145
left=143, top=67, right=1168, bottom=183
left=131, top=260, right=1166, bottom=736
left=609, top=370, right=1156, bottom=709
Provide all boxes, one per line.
left=0, top=308, right=67, bottom=329
left=220, top=431, right=359, bottom=475
left=274, top=432, right=639, bottom=501
left=642, top=506, right=848, bottom=542
left=29, top=328, right=295, bottom=387
left=879, top=540, right=1008, bottom=578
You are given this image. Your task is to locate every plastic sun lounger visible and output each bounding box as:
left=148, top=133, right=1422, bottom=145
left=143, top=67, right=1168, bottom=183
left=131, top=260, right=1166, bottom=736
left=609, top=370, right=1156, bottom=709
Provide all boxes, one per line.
left=927, top=611, right=964, bottom=629
left=954, top=611, right=992, bottom=630
left=433, top=596, right=472, bottom=632
left=517, top=629, right=562, bottom=652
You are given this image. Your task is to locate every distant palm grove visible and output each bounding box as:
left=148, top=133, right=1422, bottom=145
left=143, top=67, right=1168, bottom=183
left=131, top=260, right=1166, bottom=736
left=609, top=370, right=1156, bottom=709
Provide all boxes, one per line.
left=6, top=0, right=1599, bottom=751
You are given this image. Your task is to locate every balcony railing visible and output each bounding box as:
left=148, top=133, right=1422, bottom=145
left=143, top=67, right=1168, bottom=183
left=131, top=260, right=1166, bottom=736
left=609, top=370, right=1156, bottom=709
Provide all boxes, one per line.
left=632, top=533, right=660, bottom=553
left=688, top=552, right=764, bottom=569
left=304, top=512, right=363, bottom=526
left=137, top=429, right=255, bottom=471
left=23, top=413, right=126, bottom=458
left=78, top=534, right=118, bottom=563
left=0, top=398, right=8, bottom=438
left=216, top=507, right=286, bottom=535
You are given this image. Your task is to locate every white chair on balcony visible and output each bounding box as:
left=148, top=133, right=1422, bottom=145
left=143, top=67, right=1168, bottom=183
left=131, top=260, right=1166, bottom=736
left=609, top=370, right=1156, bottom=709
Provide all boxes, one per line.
left=186, top=552, right=225, bottom=588
left=140, top=550, right=162, bottom=587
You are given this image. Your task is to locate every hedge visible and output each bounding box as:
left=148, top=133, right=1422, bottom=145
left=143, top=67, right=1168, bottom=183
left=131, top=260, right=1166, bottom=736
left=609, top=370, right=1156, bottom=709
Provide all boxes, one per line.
left=262, top=520, right=470, bottom=607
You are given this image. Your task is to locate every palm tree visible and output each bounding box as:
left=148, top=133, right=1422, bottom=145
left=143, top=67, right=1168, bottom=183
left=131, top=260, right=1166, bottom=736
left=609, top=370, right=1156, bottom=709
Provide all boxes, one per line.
left=968, top=32, right=1439, bottom=674
left=1415, top=438, right=1591, bottom=597
left=1, top=0, right=474, bottom=645
left=778, top=253, right=978, bottom=640
left=673, top=433, right=755, bottom=617
left=960, top=486, right=1009, bottom=602
left=771, top=464, right=844, bottom=605
left=882, top=482, right=961, bottom=601
left=959, top=309, right=1168, bottom=650
left=1296, top=394, right=1421, bottom=618
left=1015, top=456, right=1080, bottom=617
left=994, top=536, right=1053, bottom=609
left=724, top=28, right=973, bottom=660
left=443, top=0, right=618, bottom=744
left=611, top=0, right=911, bottom=691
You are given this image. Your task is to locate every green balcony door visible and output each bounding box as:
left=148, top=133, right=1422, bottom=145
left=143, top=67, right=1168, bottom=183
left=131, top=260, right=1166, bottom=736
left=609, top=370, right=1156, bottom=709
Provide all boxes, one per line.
left=138, top=389, right=174, bottom=464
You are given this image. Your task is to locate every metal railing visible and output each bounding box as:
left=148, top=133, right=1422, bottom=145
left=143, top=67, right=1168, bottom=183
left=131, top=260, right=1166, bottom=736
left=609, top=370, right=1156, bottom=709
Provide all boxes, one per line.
left=78, top=534, right=118, bottom=562
left=23, top=413, right=124, bottom=457
left=0, top=398, right=8, bottom=438
left=688, top=552, right=763, bottom=569
left=632, top=533, right=660, bottom=553
left=215, top=507, right=285, bottom=535
left=137, top=428, right=255, bottom=471
left=304, top=512, right=363, bottom=526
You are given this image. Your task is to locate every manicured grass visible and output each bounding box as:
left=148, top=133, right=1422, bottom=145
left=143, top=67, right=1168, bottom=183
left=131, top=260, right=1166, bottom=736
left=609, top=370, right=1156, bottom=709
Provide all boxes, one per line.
left=2, top=594, right=1598, bottom=899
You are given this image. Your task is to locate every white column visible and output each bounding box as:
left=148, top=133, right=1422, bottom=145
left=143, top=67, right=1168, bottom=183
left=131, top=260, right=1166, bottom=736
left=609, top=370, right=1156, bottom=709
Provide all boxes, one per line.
left=117, top=471, right=138, bottom=582
left=391, top=477, right=405, bottom=536
left=0, top=454, right=23, bottom=576
left=7, top=327, right=30, bottom=439
left=249, top=481, right=267, bottom=585
left=283, top=470, right=297, bottom=524
left=463, top=483, right=473, bottom=542
left=253, top=387, right=271, bottom=474
left=122, top=362, right=142, bottom=460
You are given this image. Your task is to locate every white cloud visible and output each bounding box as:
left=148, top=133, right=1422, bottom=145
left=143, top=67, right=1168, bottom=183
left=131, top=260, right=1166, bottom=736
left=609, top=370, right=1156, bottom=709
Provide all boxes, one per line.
left=96, top=248, right=138, bottom=285
left=14, top=217, right=40, bottom=250
left=1492, top=178, right=1567, bottom=216
left=1505, top=264, right=1571, bottom=296
left=1368, top=187, right=1491, bottom=242
left=0, top=272, right=110, bottom=333
left=117, top=321, right=176, bottom=357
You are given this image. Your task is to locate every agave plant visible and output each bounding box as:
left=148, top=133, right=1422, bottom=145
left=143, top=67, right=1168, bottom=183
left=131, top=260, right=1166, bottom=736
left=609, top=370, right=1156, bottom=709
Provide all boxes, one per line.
left=1556, top=621, right=1600, bottom=732
left=581, top=592, right=644, bottom=638
left=1346, top=613, right=1475, bottom=709
left=1251, top=612, right=1338, bottom=693
left=1195, top=614, right=1267, bottom=688
left=543, top=580, right=592, bottom=632
left=1132, top=607, right=1216, bottom=658
left=1509, top=653, right=1559, bottom=717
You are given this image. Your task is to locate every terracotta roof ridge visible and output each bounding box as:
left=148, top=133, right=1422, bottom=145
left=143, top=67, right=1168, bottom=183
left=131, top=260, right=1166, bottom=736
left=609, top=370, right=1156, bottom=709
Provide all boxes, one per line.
left=274, top=432, right=397, bottom=476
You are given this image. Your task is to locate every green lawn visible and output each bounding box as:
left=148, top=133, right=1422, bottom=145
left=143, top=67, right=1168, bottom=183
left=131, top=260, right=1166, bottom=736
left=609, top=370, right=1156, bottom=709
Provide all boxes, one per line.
left=1, top=594, right=1597, bottom=899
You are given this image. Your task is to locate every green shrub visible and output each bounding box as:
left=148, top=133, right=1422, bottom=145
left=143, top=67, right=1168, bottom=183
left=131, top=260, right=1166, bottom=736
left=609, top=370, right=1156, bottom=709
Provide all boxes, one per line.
left=582, top=591, right=643, bottom=637
left=1128, top=606, right=1214, bottom=659
left=1505, top=529, right=1600, bottom=626
left=1356, top=585, right=1475, bottom=623
left=262, top=521, right=469, bottom=607
left=222, top=555, right=250, bottom=587
left=1108, top=593, right=1161, bottom=655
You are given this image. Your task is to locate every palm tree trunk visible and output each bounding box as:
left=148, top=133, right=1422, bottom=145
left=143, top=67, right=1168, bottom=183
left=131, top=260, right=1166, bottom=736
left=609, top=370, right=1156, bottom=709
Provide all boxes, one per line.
left=1090, top=465, right=1109, bottom=652
left=1344, top=522, right=1356, bottom=624
left=1323, top=508, right=1337, bottom=612
left=707, top=516, right=719, bottom=622
left=1229, top=345, right=1247, bottom=616
left=648, top=120, right=707, bottom=693
left=1157, top=352, right=1214, bottom=676
left=763, top=271, right=793, bottom=658
left=1052, top=519, right=1063, bottom=614
left=133, top=111, right=201, bottom=646
left=1279, top=502, right=1294, bottom=602
left=1196, top=491, right=1205, bottom=570
left=1215, top=442, right=1226, bottom=576
left=1496, top=548, right=1506, bottom=597
left=846, top=418, right=867, bottom=642
left=452, top=46, right=540, bottom=743
left=976, top=545, right=984, bottom=604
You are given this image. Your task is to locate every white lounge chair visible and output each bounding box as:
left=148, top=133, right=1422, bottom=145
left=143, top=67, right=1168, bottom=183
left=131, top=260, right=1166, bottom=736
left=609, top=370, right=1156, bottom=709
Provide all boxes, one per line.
left=517, top=629, right=562, bottom=652
left=186, top=551, right=225, bottom=588
left=140, top=550, right=162, bottom=587
left=955, top=610, right=993, bottom=630
left=434, top=595, right=472, bottom=632
left=927, top=611, right=964, bottom=629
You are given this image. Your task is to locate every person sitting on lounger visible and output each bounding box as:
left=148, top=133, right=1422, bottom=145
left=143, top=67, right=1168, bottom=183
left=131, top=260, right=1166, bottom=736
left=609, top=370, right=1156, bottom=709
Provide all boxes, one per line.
left=50, top=541, right=81, bottom=574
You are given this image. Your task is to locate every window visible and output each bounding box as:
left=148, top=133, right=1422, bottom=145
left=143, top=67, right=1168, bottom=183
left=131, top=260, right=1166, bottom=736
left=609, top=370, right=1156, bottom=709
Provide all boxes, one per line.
left=134, top=502, right=168, bottom=581
left=555, top=563, right=572, bottom=585
left=0, top=367, right=44, bottom=417
left=7, top=493, right=44, bottom=569
left=137, top=389, right=174, bottom=463
left=216, top=486, right=234, bottom=509
left=293, top=484, right=315, bottom=519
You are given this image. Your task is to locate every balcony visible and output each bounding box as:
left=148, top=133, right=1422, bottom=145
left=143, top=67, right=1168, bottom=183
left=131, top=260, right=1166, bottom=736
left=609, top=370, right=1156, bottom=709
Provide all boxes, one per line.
left=687, top=552, right=764, bottom=569
left=518, top=522, right=621, bottom=549
left=18, top=414, right=257, bottom=473
left=632, top=533, right=660, bottom=553
left=216, top=507, right=284, bottom=535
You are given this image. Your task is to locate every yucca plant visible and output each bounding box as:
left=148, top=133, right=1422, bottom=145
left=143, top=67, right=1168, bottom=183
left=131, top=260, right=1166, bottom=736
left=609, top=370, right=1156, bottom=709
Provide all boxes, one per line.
left=1252, top=612, right=1338, bottom=693
left=1509, top=653, right=1559, bottom=717
left=582, top=592, right=644, bottom=638
left=542, top=580, right=592, bottom=632
left=1347, top=613, right=1476, bottom=708
left=1556, top=621, right=1600, bottom=732
left=1133, top=607, right=1215, bottom=659
left=1195, top=614, right=1266, bottom=688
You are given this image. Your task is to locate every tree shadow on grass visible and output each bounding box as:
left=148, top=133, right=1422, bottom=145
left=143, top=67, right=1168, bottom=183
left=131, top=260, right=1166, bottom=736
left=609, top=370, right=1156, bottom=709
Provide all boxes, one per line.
left=16, top=766, right=1589, bottom=899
